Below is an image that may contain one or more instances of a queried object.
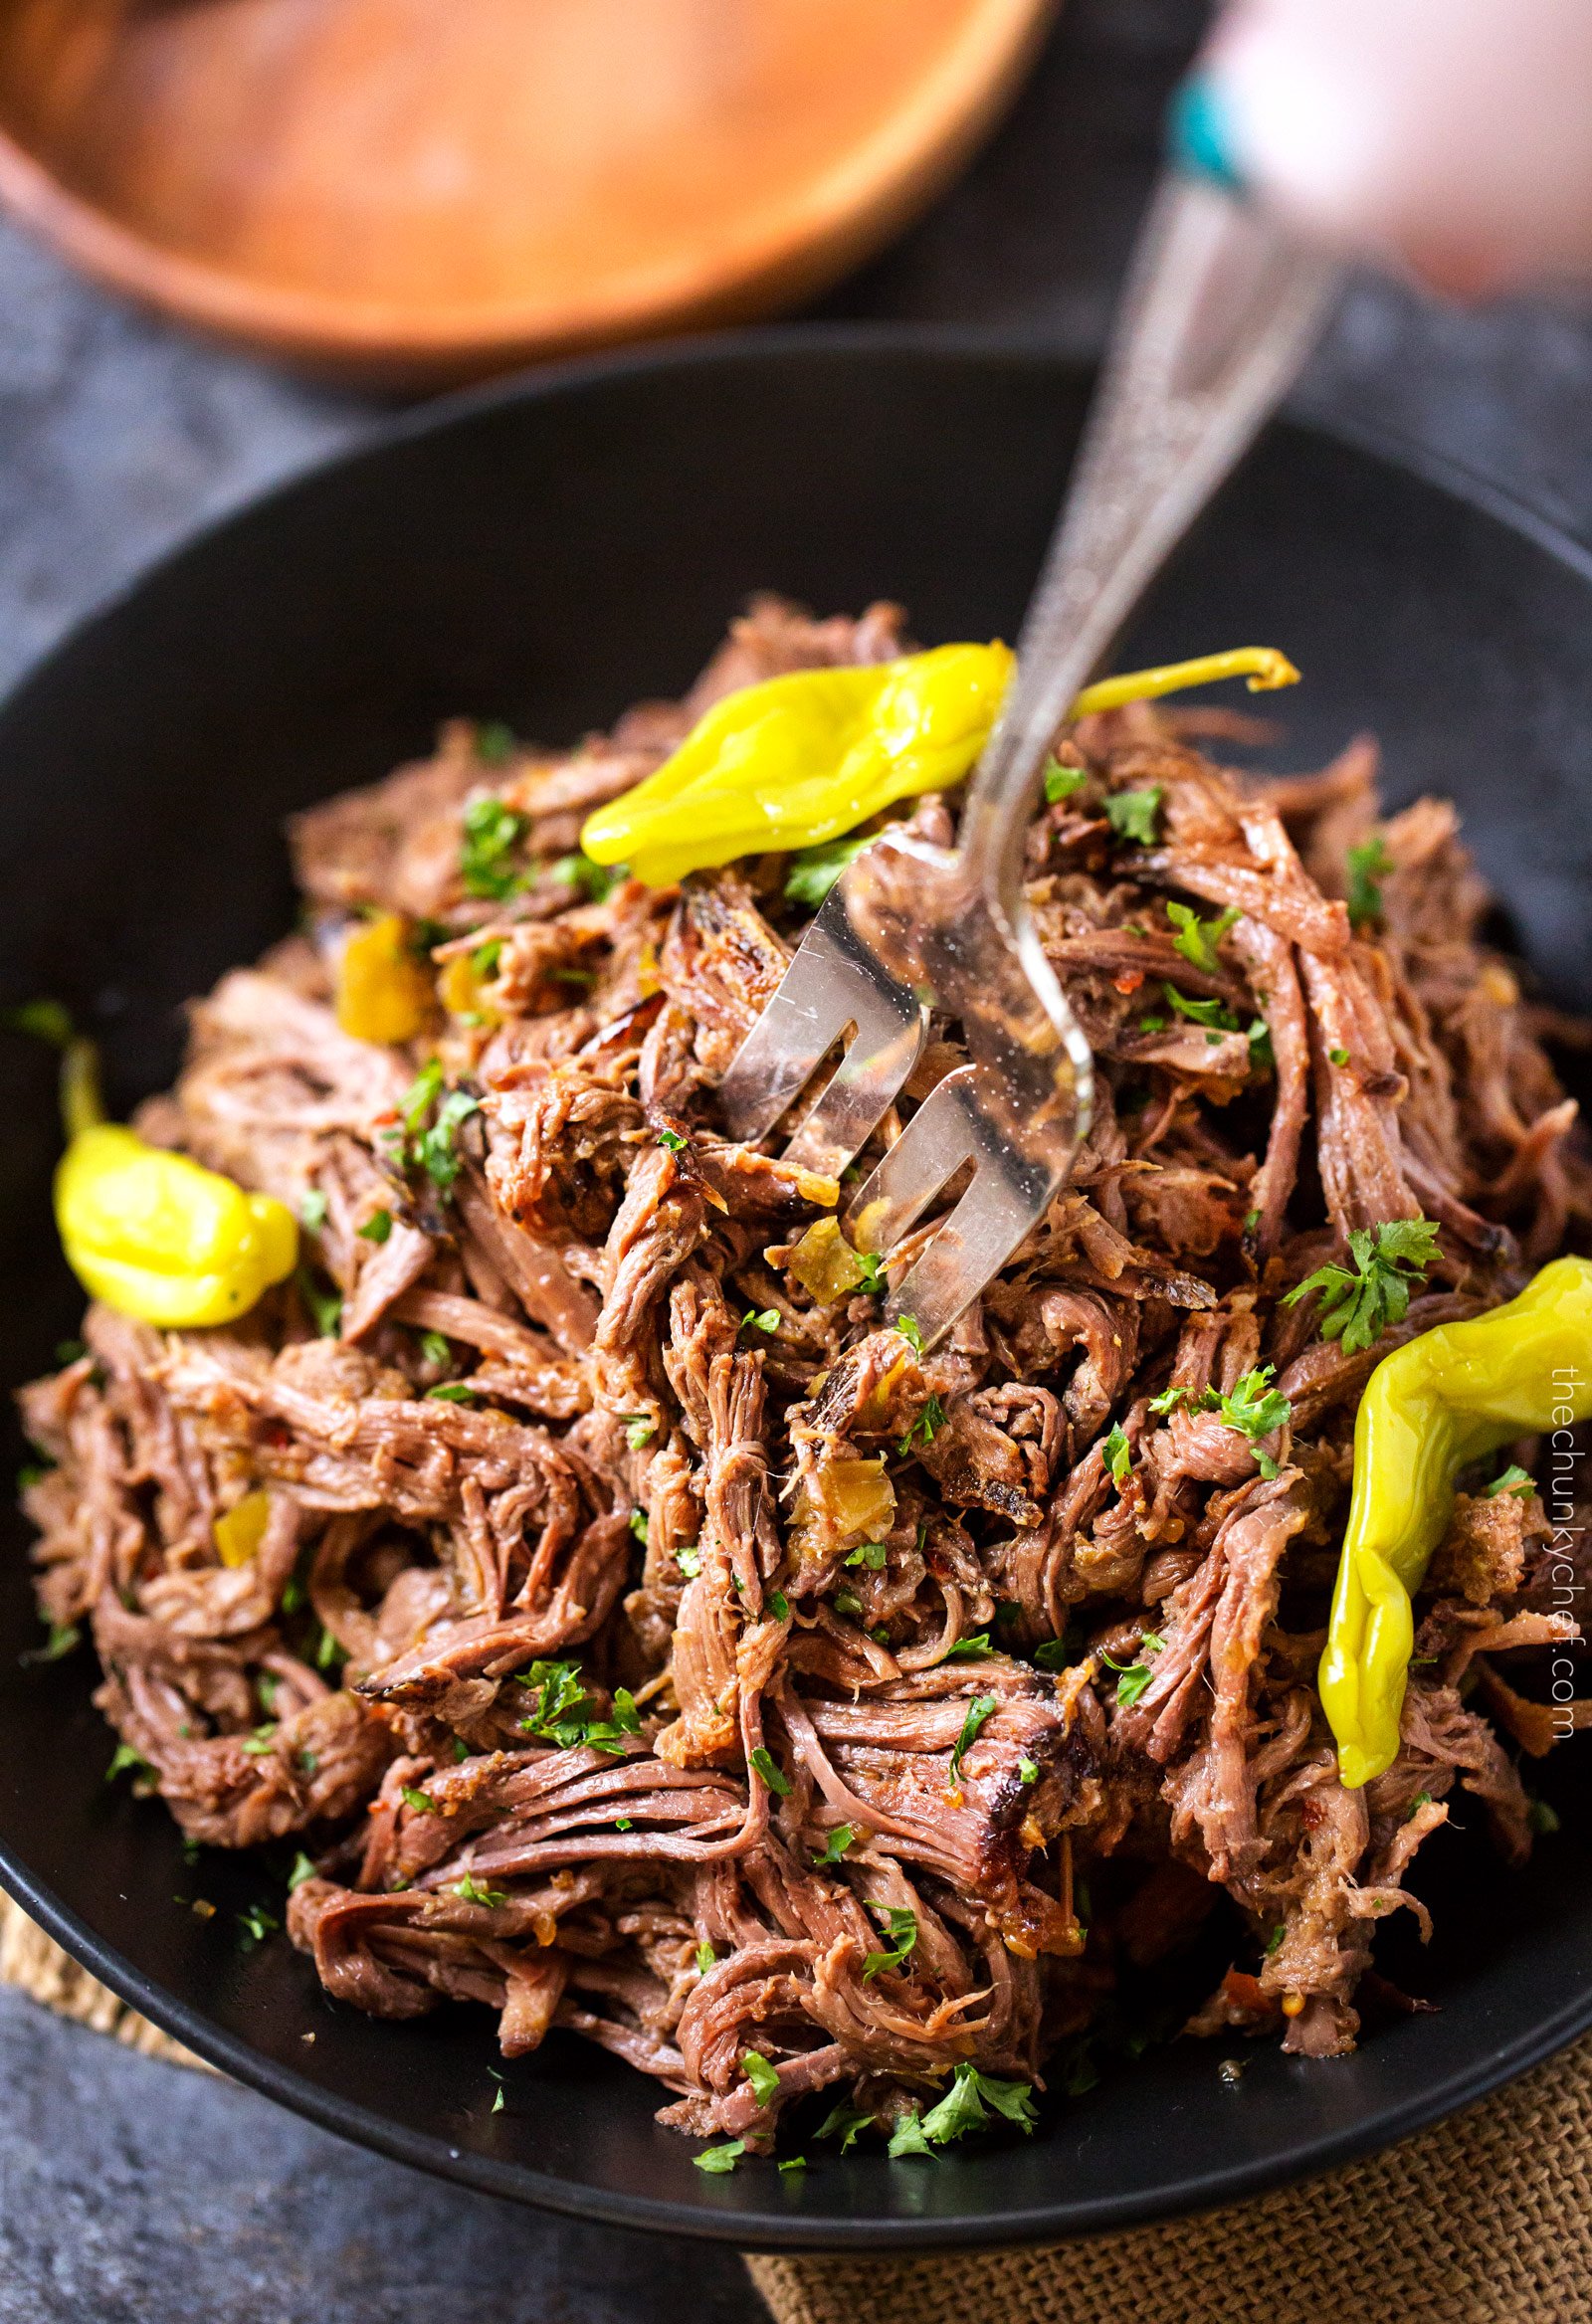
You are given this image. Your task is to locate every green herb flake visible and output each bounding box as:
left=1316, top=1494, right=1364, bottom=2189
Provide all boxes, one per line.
left=1018, top=1756, right=1040, bottom=1786
left=1164, top=982, right=1240, bottom=1033
left=919, top=2062, right=1038, bottom=2145
left=630, top=1508, right=650, bottom=1545
left=454, top=1872, right=509, bottom=1907
left=236, top=1901, right=281, bottom=1954
left=1101, top=1631, right=1164, bottom=1709
left=1488, top=1464, right=1534, bottom=1498
left=942, top=1631, right=993, bottom=1661
left=418, top=1329, right=452, bottom=1367
left=288, top=1851, right=318, bottom=1891
left=357, top=1208, right=393, bottom=1245
left=1043, top=757, right=1088, bottom=805
left=1104, top=787, right=1162, bottom=846
left=296, top=1265, right=343, bottom=1339
left=767, top=1591, right=790, bottom=1622
left=21, top=1619, right=82, bottom=1666
left=1346, top=834, right=1393, bottom=929
left=693, top=2141, right=746, bottom=2176
left=893, top=1313, right=923, bottom=1352
left=696, top=1941, right=717, bottom=1973
left=834, top=1589, right=863, bottom=1618
left=1529, top=1797, right=1562, bottom=1837
left=241, top=1722, right=279, bottom=1757
left=897, top=1392, right=946, bottom=1456
left=742, top=2050, right=782, bottom=2105
left=1285, top=1218, right=1441, bottom=1355
left=742, top=1306, right=781, bottom=1335
left=621, top=1412, right=657, bottom=1450
left=862, top=1903, right=917, bottom=1982
left=948, top=1693, right=997, bottom=1788
left=1102, top=1423, right=1132, bottom=1486
left=749, top=1745, right=792, bottom=1798
left=425, top=1381, right=481, bottom=1406
left=888, top=2110, right=937, bottom=2159
left=552, top=852, right=623, bottom=904
left=816, top=2101, right=875, bottom=2152
left=400, top=1785, right=436, bottom=1816
left=845, top=1541, right=889, bottom=1570
left=777, top=2155, right=809, bottom=2174
left=1212, top=1365, right=1292, bottom=1477
left=1033, top=1639, right=1073, bottom=1672
left=471, top=938, right=504, bottom=981
left=459, top=796, right=528, bottom=900
left=676, top=1542, right=702, bottom=1580
left=105, top=1740, right=153, bottom=1785
left=657, top=1127, right=688, bottom=1154
left=811, top=1824, right=856, bottom=1868
left=1165, top=900, right=1240, bottom=975
left=299, top=1189, right=328, bottom=1233
left=785, top=833, right=875, bottom=907
left=491, top=2086, right=505, bottom=2114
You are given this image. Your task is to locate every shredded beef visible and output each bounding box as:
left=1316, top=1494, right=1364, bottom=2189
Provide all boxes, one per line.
left=19, top=599, right=1592, bottom=2143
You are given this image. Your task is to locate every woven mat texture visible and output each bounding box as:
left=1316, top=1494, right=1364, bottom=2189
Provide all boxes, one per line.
left=8, top=1889, right=1591, bottom=2320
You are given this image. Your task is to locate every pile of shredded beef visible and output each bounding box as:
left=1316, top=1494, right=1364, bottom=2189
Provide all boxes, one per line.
left=19, top=596, right=1592, bottom=2150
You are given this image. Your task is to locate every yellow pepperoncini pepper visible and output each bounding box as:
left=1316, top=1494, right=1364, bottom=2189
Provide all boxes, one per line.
left=1323, top=1256, right=1592, bottom=1789
left=335, top=913, right=433, bottom=1045
left=580, top=644, right=1298, bottom=887
left=213, top=1488, right=273, bottom=1568
left=55, top=1068, right=298, bottom=1334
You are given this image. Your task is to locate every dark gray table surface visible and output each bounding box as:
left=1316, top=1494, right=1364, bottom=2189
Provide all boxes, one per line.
left=4, top=2, right=1591, bottom=2317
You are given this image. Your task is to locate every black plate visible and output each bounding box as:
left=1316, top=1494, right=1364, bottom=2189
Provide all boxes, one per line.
left=3, top=330, right=1592, bottom=2251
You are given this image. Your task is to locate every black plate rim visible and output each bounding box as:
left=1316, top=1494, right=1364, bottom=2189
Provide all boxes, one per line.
left=3, top=320, right=1592, bottom=2249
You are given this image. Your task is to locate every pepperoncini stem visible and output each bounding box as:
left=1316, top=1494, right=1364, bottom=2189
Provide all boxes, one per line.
left=1323, top=1257, right=1592, bottom=1789
left=336, top=913, right=433, bottom=1046
left=1071, top=646, right=1299, bottom=717
left=579, top=643, right=1298, bottom=888
left=60, top=1035, right=105, bottom=1142
left=56, top=1124, right=298, bottom=1328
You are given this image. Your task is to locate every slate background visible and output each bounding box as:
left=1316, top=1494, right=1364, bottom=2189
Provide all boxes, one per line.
left=4, top=1, right=1592, bottom=2316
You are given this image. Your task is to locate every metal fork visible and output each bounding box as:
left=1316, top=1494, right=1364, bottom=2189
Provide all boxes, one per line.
left=719, top=174, right=1339, bottom=1348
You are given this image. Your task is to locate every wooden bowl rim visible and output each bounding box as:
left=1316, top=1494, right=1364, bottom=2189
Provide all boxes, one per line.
left=0, top=0, right=1056, bottom=371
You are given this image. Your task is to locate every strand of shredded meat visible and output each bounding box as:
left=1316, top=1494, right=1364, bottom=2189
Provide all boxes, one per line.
left=18, top=593, right=1592, bottom=2146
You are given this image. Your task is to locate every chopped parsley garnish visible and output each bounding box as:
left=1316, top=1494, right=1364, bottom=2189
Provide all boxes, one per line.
left=21, top=1619, right=81, bottom=1665
left=862, top=1904, right=917, bottom=1982
left=693, top=2141, right=745, bottom=2175
left=741, top=2050, right=781, bottom=2105
left=455, top=1872, right=508, bottom=1907
left=1265, top=1923, right=1286, bottom=1955
left=919, top=2062, right=1038, bottom=2143
left=1033, top=1638, right=1074, bottom=1672
left=1345, top=834, right=1393, bottom=929
left=749, top=1745, right=792, bottom=1798
left=1100, top=1632, right=1164, bottom=1708
left=552, top=852, right=623, bottom=903
left=400, top=1784, right=436, bottom=1815
left=898, top=1394, right=945, bottom=1456
left=1043, top=757, right=1088, bottom=805
left=888, top=2110, right=936, bottom=2158
left=491, top=2086, right=505, bottom=2114
left=777, top=2155, right=809, bottom=2174
left=1213, top=1365, right=1292, bottom=1476
left=1018, top=1756, right=1040, bottom=1785
left=299, top=1189, right=328, bottom=1233
left=1104, top=787, right=1162, bottom=846
left=1488, top=1464, right=1534, bottom=1498
left=386, top=1059, right=481, bottom=1194
left=471, top=937, right=504, bottom=980
left=948, top=1693, right=997, bottom=1787
left=1407, top=1792, right=1433, bottom=1822
left=785, top=833, right=875, bottom=907
left=942, top=1631, right=993, bottom=1661
left=893, top=1314, right=923, bottom=1352
left=236, top=1901, right=281, bottom=1954
left=1148, top=1382, right=1190, bottom=1416
left=811, top=1824, right=856, bottom=1868
left=1102, top=1423, right=1132, bottom=1485
left=816, top=2100, right=875, bottom=2152
left=419, top=1329, right=452, bottom=1367
left=630, top=1508, right=650, bottom=1544
left=834, top=1589, right=863, bottom=1617
left=657, top=1127, right=688, bottom=1153
left=1247, top=1017, right=1274, bottom=1071
left=105, top=1741, right=153, bottom=1785
left=621, top=1412, right=657, bottom=1450
left=1165, top=901, right=1239, bottom=974
left=1327, top=1045, right=1350, bottom=1067
left=676, top=1543, right=702, bottom=1580
left=241, top=1723, right=278, bottom=1756
left=296, top=1265, right=343, bottom=1338
left=453, top=1737, right=471, bottom=1763
left=742, top=1306, right=781, bottom=1334
left=426, top=1382, right=480, bottom=1406
left=459, top=797, right=528, bottom=900
left=696, top=1941, right=717, bottom=1973
left=1285, top=1218, right=1441, bottom=1354
left=767, top=1590, right=790, bottom=1621
left=1164, top=983, right=1240, bottom=1033
left=514, top=1658, right=639, bottom=1753
left=288, top=1851, right=318, bottom=1890
left=846, top=1540, right=889, bottom=1570
left=358, top=1208, right=393, bottom=1245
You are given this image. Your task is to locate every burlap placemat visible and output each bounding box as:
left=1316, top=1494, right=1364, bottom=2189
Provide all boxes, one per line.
left=6, top=1887, right=1588, bottom=2319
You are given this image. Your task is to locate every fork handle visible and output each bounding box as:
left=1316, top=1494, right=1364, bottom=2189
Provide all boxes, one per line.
left=956, top=172, right=1340, bottom=917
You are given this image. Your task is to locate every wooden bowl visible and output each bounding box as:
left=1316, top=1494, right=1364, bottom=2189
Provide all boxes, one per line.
left=0, top=0, right=1056, bottom=383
